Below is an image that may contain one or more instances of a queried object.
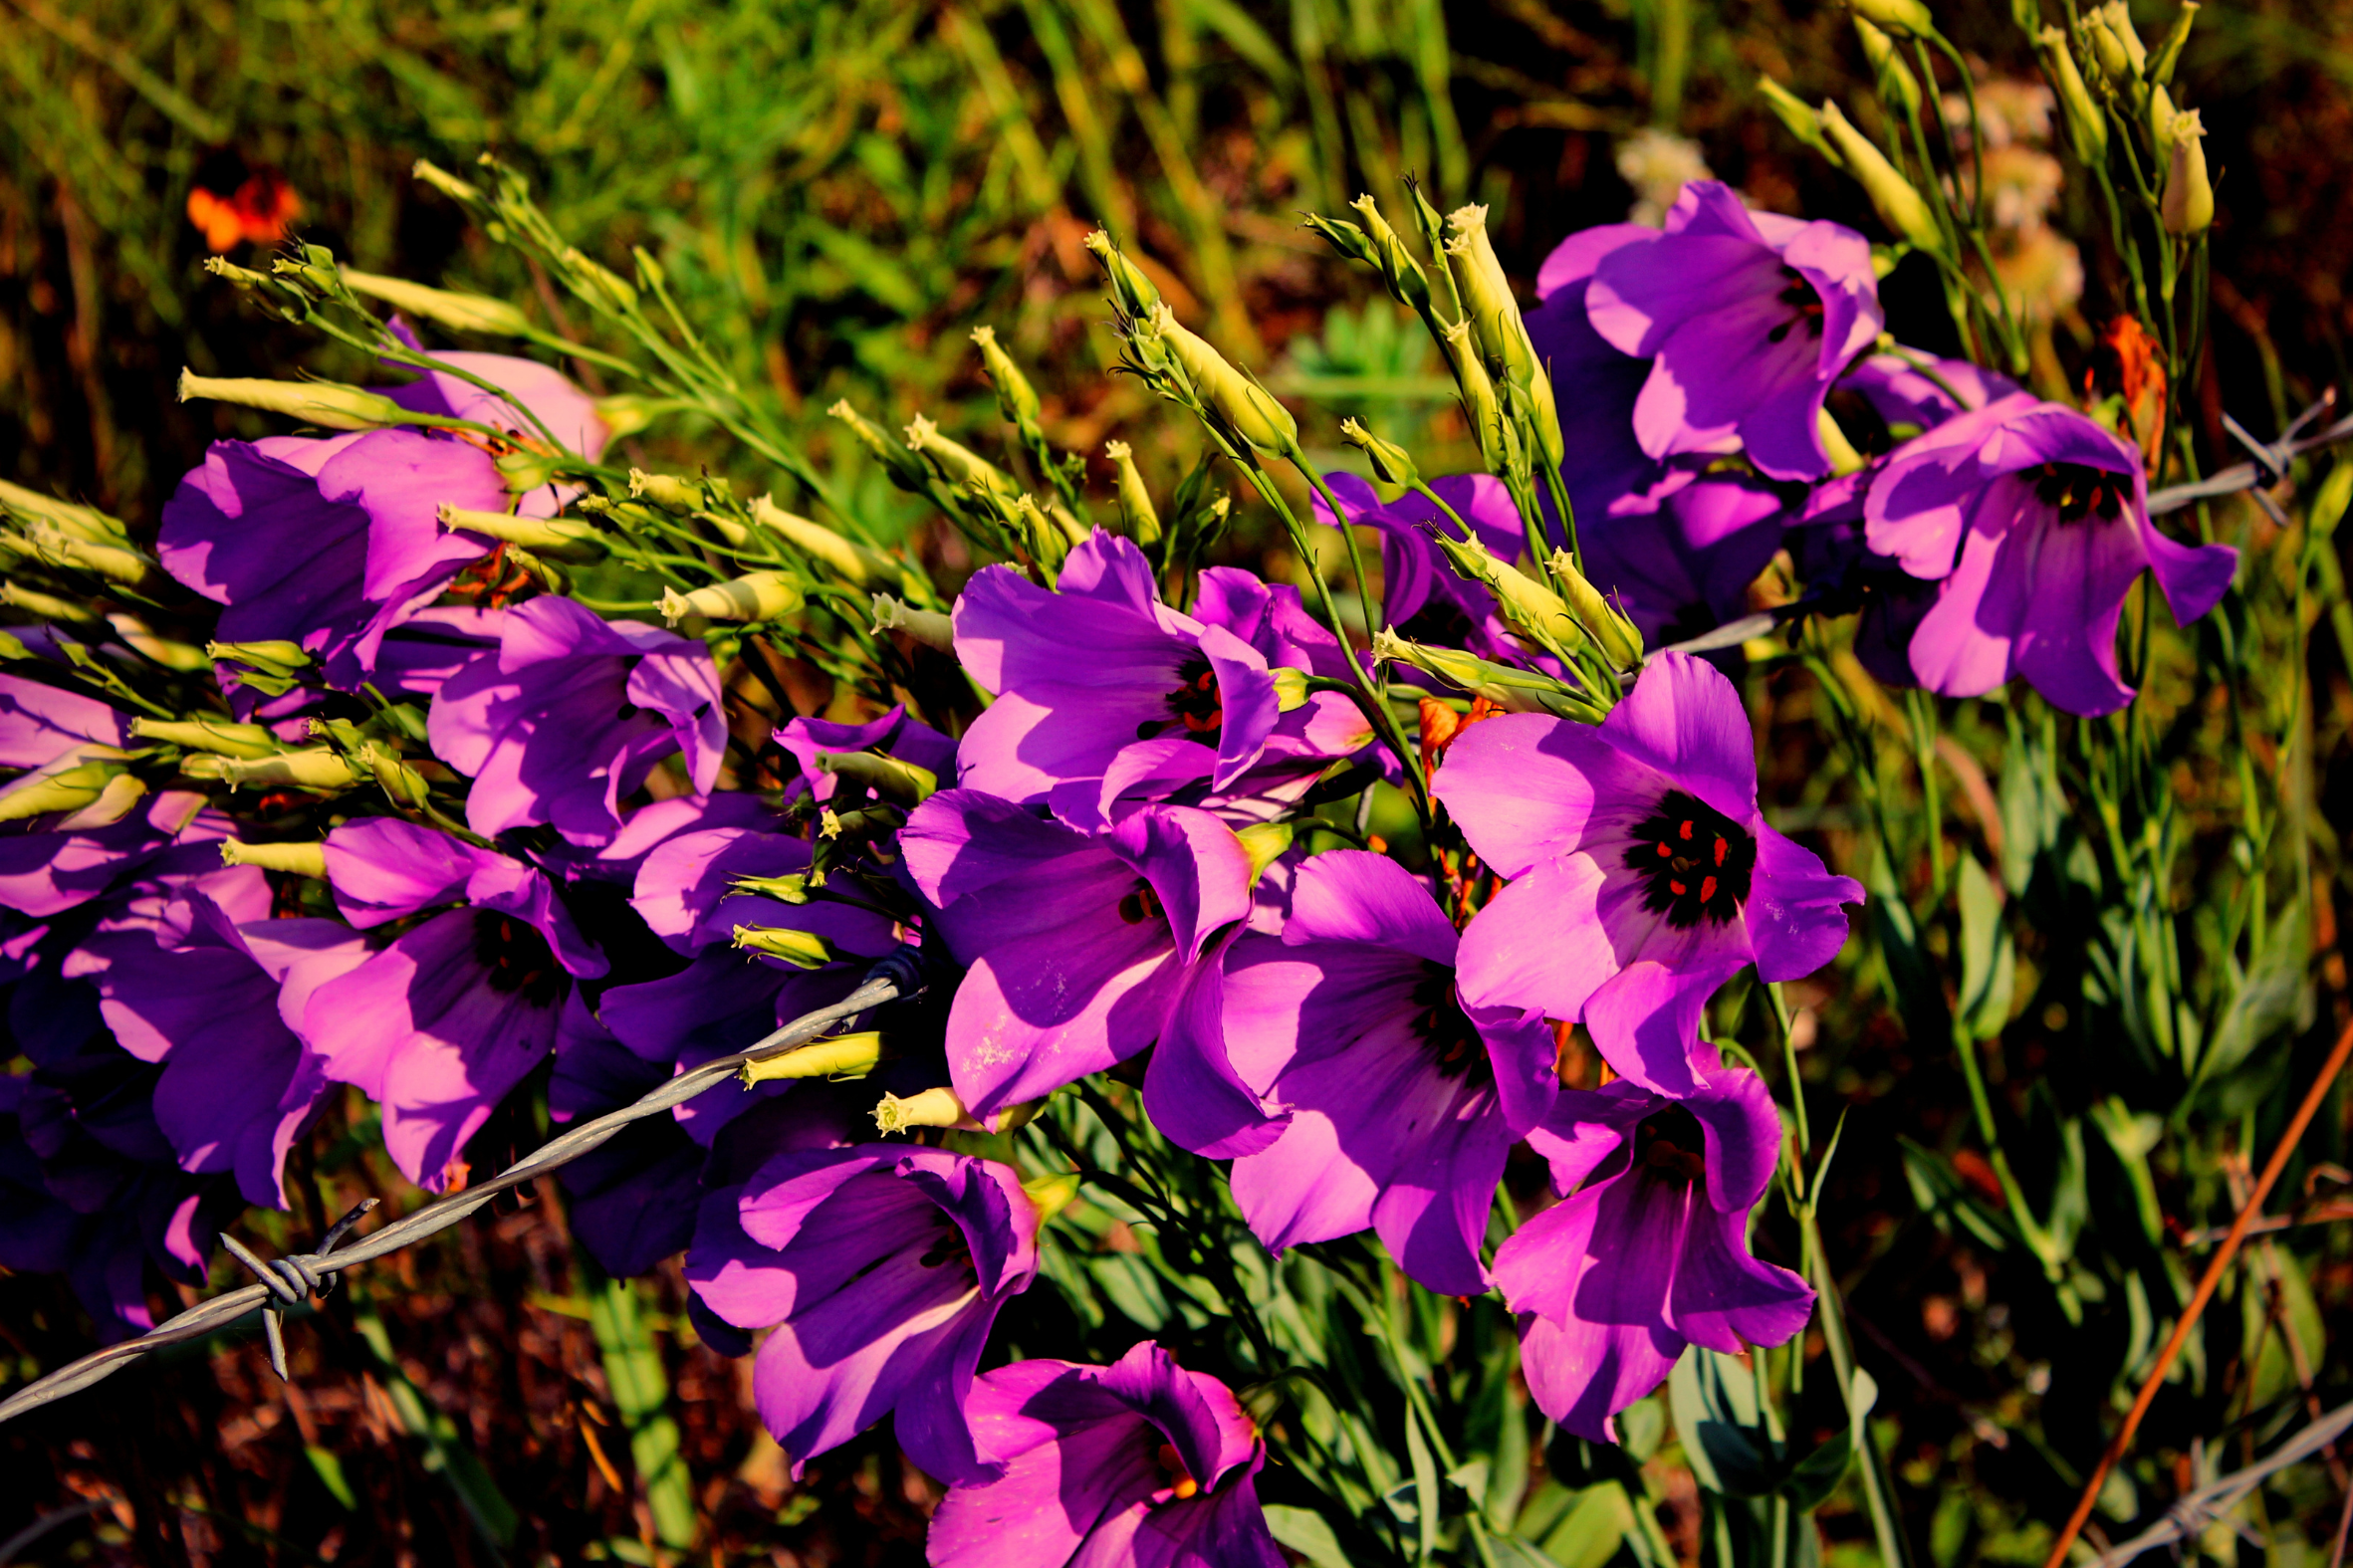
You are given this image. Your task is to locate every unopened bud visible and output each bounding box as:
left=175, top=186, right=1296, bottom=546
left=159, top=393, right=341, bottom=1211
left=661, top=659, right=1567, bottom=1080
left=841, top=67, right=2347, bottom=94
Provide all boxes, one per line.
left=0, top=479, right=125, bottom=544
left=1022, top=1171, right=1082, bottom=1225
left=1854, top=18, right=1922, bottom=119
left=437, top=504, right=603, bottom=554
left=220, top=839, right=330, bottom=877
left=1819, top=102, right=1944, bottom=251
left=410, top=158, right=484, bottom=207
left=2038, top=28, right=2108, bottom=162
left=827, top=400, right=935, bottom=492
left=1446, top=206, right=1563, bottom=472
left=1346, top=195, right=1435, bottom=317
left=357, top=743, right=436, bottom=811
left=178, top=370, right=407, bottom=431
left=1846, top=0, right=1934, bottom=39
left=1234, top=821, right=1294, bottom=883
left=60, top=772, right=147, bottom=829
left=2084, top=2, right=2144, bottom=81
left=1301, top=213, right=1377, bottom=266
left=1083, top=231, right=1163, bottom=319
left=0, top=583, right=96, bottom=625
left=817, top=751, right=939, bottom=805
left=873, top=1085, right=979, bottom=1134
left=2150, top=1, right=2198, bottom=86
left=2160, top=109, right=2213, bottom=236
left=183, top=748, right=361, bottom=791
left=732, top=924, right=839, bottom=969
left=1338, top=420, right=1422, bottom=489
left=205, top=640, right=313, bottom=676
left=1104, top=441, right=1162, bottom=546
left=1430, top=532, right=1584, bottom=660
left=870, top=594, right=955, bottom=652
left=1370, top=630, right=1598, bottom=720
left=129, top=717, right=280, bottom=759
left=0, top=753, right=125, bottom=822
left=562, top=247, right=637, bottom=313
left=1150, top=305, right=1298, bottom=457
left=342, top=271, right=535, bottom=336
left=628, top=470, right=713, bottom=513
left=752, top=496, right=895, bottom=585
left=1548, top=551, right=1646, bottom=668
left=21, top=526, right=170, bottom=596
left=906, top=414, right=1019, bottom=499
left=592, top=394, right=689, bottom=439
left=1442, top=321, right=1518, bottom=477
left=1761, top=81, right=1844, bottom=167
left=659, top=570, right=805, bottom=626
left=820, top=803, right=904, bottom=843
left=971, top=327, right=1046, bottom=442
left=738, top=1031, right=882, bottom=1087
left=1011, top=494, right=1068, bottom=574
left=731, top=870, right=814, bottom=903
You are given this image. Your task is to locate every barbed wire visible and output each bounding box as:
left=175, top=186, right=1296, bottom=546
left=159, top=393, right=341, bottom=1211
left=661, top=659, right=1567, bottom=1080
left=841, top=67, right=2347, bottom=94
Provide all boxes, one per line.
left=0, top=950, right=923, bottom=1428
left=2089, top=1398, right=2353, bottom=1567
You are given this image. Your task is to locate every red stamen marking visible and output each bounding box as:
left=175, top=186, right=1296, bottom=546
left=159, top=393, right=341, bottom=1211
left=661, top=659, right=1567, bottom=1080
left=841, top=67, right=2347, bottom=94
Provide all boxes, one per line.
left=1700, top=875, right=1718, bottom=904
left=1670, top=880, right=1687, bottom=896
left=1678, top=819, right=1694, bottom=841
left=1713, top=837, right=1728, bottom=867
left=1656, top=842, right=1672, bottom=857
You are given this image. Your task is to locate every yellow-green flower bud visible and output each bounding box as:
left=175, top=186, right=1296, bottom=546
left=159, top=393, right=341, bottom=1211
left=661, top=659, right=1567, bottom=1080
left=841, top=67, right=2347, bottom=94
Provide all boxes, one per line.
left=2160, top=108, right=2213, bottom=236
left=658, top=570, right=805, bottom=626
left=1819, top=102, right=1945, bottom=250
left=1083, top=231, right=1163, bottom=319
left=1761, top=81, right=1844, bottom=167
left=827, top=400, right=935, bottom=491
left=1446, top=205, right=1563, bottom=471
left=1548, top=550, right=1646, bottom=669
left=1302, top=213, right=1377, bottom=267
left=178, top=371, right=408, bottom=431
left=1150, top=305, right=1298, bottom=457
left=0, top=752, right=127, bottom=822
left=0, top=479, right=125, bottom=543
left=739, top=1031, right=882, bottom=1087
left=358, top=742, right=437, bottom=812
left=1430, top=531, right=1585, bottom=661
left=1103, top=441, right=1162, bottom=546
left=870, top=594, right=956, bottom=653
left=1235, top=821, right=1294, bottom=884
left=20, top=526, right=170, bottom=596
left=905, top=414, right=1020, bottom=499
left=1847, top=0, right=1935, bottom=39
left=1346, top=195, right=1435, bottom=317
left=1368, top=630, right=1600, bottom=721
left=129, top=717, right=281, bottom=759
left=219, top=840, right=330, bottom=877
left=1855, top=18, right=1922, bottom=120
left=436, top=504, right=603, bottom=554
left=1022, top=1172, right=1081, bottom=1225
left=205, top=640, right=312, bottom=676
left=0, top=583, right=97, bottom=625
left=2084, top=2, right=2144, bottom=81
left=562, top=247, right=638, bottom=314
left=2038, top=27, right=2109, bottom=162
left=1010, top=495, right=1069, bottom=574
left=592, top=394, right=691, bottom=439
left=816, top=751, right=939, bottom=805
left=1816, top=406, right=1868, bottom=477
left=752, top=496, right=896, bottom=585
left=1441, top=321, right=1519, bottom=477
left=732, top=924, right=839, bottom=969
left=873, top=1085, right=981, bottom=1134
left=628, top=470, right=711, bottom=513
left=342, top=271, right=535, bottom=337
left=971, top=327, right=1046, bottom=442
left=184, top=748, right=362, bottom=791
left=2150, top=1, right=2198, bottom=86
left=2147, top=82, right=2181, bottom=159
left=411, top=158, right=485, bottom=207
left=1338, top=419, right=1423, bottom=488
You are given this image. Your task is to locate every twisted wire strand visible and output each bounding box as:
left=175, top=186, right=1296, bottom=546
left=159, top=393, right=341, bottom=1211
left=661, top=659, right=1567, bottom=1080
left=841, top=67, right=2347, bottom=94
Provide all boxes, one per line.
left=0, top=956, right=918, bottom=1428
left=2089, top=1399, right=2353, bottom=1567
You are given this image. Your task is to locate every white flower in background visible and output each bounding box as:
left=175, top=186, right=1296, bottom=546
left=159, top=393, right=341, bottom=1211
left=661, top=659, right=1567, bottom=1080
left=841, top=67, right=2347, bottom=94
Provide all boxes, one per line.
left=1616, top=127, right=1713, bottom=227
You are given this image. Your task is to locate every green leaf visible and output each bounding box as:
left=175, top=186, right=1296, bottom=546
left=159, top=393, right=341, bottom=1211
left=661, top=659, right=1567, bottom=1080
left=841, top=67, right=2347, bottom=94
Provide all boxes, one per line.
left=304, top=1445, right=356, bottom=1511
left=1406, top=1402, right=1441, bottom=1563
left=1956, top=856, right=2014, bottom=1039
left=1899, top=1136, right=2015, bottom=1250
left=1262, top=1504, right=1352, bottom=1568
left=1778, top=1428, right=1855, bottom=1511
left=1669, top=1347, right=1777, bottom=1497
left=1526, top=1481, right=1635, bottom=1568
left=2199, top=901, right=2312, bottom=1106
left=588, top=1274, right=698, bottom=1550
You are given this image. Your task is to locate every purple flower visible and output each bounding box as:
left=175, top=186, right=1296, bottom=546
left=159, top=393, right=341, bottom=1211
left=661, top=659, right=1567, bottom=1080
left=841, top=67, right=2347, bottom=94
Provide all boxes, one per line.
left=1196, top=850, right=1554, bottom=1294
left=1495, top=1064, right=1812, bottom=1442
left=777, top=704, right=958, bottom=808
left=294, top=817, right=606, bottom=1190
left=685, top=1144, right=1043, bottom=1483
left=1311, top=474, right=1532, bottom=668
left=901, top=791, right=1272, bottom=1153
left=1579, top=476, right=1789, bottom=650
left=383, top=346, right=610, bottom=468
left=1436, top=652, right=1862, bottom=1095
left=953, top=531, right=1366, bottom=826
left=1840, top=349, right=2022, bottom=436
left=1863, top=392, right=2237, bottom=715
left=83, top=888, right=360, bottom=1208
left=1564, top=181, right=1883, bottom=482
left=928, top=1340, right=1284, bottom=1568
left=427, top=595, right=726, bottom=845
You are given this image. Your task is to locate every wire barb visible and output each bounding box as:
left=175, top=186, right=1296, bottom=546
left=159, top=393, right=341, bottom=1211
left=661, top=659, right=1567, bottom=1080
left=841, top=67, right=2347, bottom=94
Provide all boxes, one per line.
left=215, top=1197, right=379, bottom=1381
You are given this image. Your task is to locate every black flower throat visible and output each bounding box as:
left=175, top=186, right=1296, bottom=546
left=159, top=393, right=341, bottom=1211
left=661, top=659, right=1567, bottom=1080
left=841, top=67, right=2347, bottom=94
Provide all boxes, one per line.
left=1624, top=789, right=1756, bottom=929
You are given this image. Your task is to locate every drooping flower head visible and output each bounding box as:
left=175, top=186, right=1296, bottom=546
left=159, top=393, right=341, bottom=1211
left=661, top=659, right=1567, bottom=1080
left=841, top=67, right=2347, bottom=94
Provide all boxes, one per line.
left=1196, top=850, right=1555, bottom=1294
left=427, top=595, right=726, bottom=845
left=927, top=1340, right=1284, bottom=1568
left=1437, top=652, right=1863, bottom=1094
left=953, top=531, right=1367, bottom=827
left=1863, top=392, right=2236, bottom=714
left=1553, top=181, right=1883, bottom=482
left=900, top=791, right=1274, bottom=1154
left=296, top=816, right=608, bottom=1189
left=685, top=1144, right=1043, bottom=1484
left=1496, top=1063, right=1812, bottom=1442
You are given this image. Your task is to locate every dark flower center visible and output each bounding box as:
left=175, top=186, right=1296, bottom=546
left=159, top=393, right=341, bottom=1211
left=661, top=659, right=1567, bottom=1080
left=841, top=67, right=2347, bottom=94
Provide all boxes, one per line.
left=915, top=1219, right=975, bottom=1275
left=1151, top=1440, right=1202, bottom=1501
left=1766, top=267, right=1827, bottom=345
left=1409, top=963, right=1489, bottom=1081
left=1161, top=654, right=1224, bottom=738
left=1634, top=1103, right=1709, bottom=1190
left=471, top=909, right=567, bottom=1006
left=2030, top=461, right=2131, bottom=525
left=1117, top=879, right=1166, bottom=927
left=1623, top=788, right=1757, bottom=929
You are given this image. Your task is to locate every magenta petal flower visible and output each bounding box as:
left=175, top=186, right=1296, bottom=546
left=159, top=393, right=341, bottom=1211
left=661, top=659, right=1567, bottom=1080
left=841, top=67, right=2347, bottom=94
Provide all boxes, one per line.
left=1199, top=851, right=1554, bottom=1294
left=427, top=595, right=726, bottom=845
left=684, top=1144, right=1042, bottom=1483
left=1578, top=476, right=1789, bottom=650
left=901, top=791, right=1271, bottom=1150
left=928, top=1340, right=1284, bottom=1568
left=1579, top=181, right=1883, bottom=482
left=384, top=347, right=610, bottom=467
left=1863, top=392, right=2237, bottom=715
left=1437, top=653, right=1862, bottom=1094
left=1312, top=473, right=1536, bottom=668
left=778, top=704, right=958, bottom=808
left=85, top=891, right=355, bottom=1208
left=1495, top=1064, right=1812, bottom=1443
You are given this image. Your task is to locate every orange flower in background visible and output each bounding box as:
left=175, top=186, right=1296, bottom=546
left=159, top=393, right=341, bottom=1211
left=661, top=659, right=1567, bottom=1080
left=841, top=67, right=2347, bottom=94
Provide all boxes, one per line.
left=185, top=152, right=301, bottom=252
left=2083, top=314, right=2169, bottom=467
